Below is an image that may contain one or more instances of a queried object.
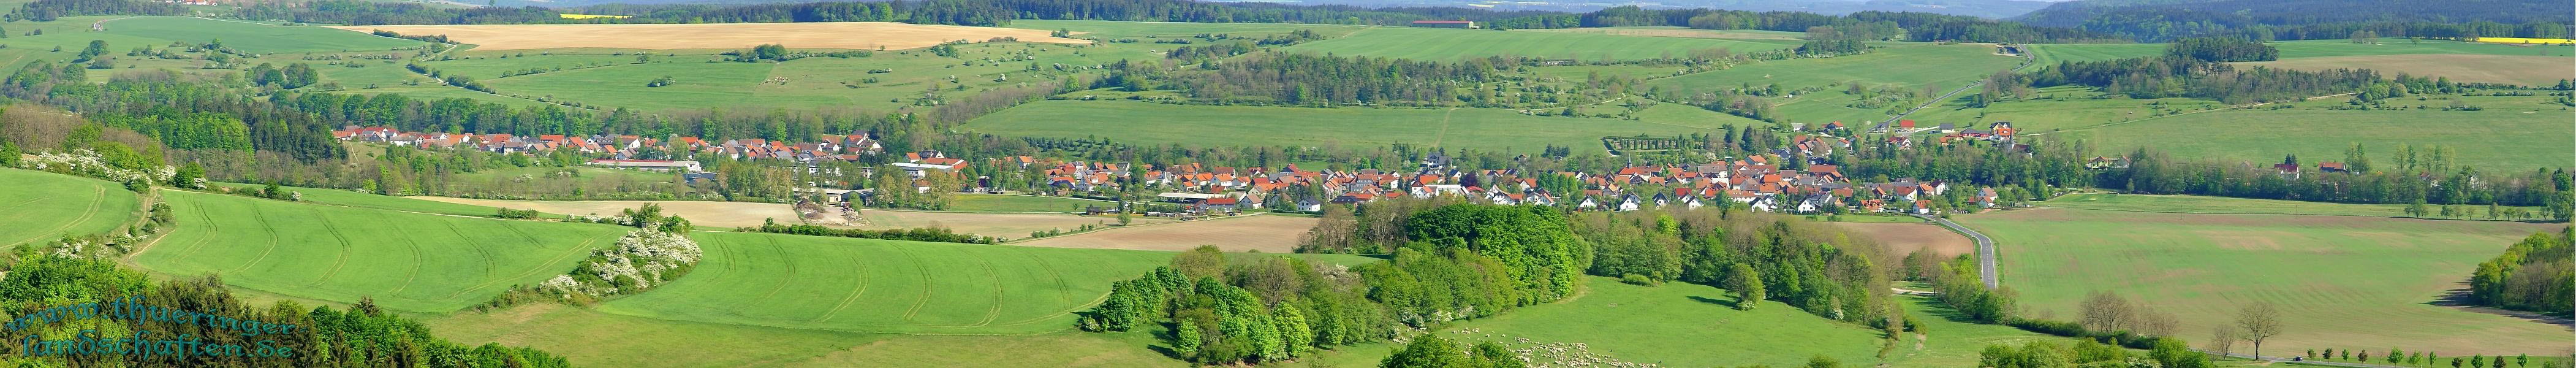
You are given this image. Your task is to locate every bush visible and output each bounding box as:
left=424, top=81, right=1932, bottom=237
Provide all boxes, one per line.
left=1619, top=274, right=1659, bottom=286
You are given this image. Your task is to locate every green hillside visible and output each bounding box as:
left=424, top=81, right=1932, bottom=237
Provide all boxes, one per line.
left=964, top=100, right=1719, bottom=153
left=1283, top=26, right=1796, bottom=63
left=134, top=190, right=631, bottom=313
left=0, top=168, right=142, bottom=247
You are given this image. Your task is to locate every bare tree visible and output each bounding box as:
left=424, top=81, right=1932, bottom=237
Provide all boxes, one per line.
left=2237, top=301, right=2284, bottom=358
left=2078, top=291, right=2135, bottom=332
left=2207, top=325, right=2238, bottom=356
left=2138, top=309, right=2182, bottom=338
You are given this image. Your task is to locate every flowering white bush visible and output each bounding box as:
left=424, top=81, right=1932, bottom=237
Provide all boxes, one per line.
left=539, top=229, right=704, bottom=298
left=25, top=149, right=173, bottom=183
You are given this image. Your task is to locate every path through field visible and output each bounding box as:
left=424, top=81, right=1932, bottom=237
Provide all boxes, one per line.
left=407, top=197, right=798, bottom=229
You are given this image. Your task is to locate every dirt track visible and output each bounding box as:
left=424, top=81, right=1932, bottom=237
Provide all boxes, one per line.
left=324, top=22, right=1091, bottom=51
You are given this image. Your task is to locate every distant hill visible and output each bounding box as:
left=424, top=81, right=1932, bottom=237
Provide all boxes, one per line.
left=517, top=0, right=2059, bottom=18
left=2015, top=0, right=2573, bottom=41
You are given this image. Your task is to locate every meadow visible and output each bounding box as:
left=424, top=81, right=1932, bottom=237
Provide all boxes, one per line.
left=1957, top=209, right=2571, bottom=355
left=963, top=100, right=1718, bottom=154
left=2026, top=38, right=2576, bottom=66
left=1518, top=26, right=1808, bottom=40
left=439, top=40, right=1126, bottom=112
left=0, top=168, right=140, bottom=247
left=593, top=231, right=1377, bottom=334
left=409, top=197, right=797, bottom=229
left=857, top=209, right=1154, bottom=239
left=132, top=190, right=632, bottom=313
left=2240, top=53, right=2573, bottom=86
left=320, top=22, right=1088, bottom=51
left=1004, top=19, right=1369, bottom=39
left=207, top=182, right=522, bottom=218
left=107, top=17, right=425, bottom=54
left=1281, top=26, right=1794, bottom=63
left=1648, top=44, right=2024, bottom=96
left=2056, top=104, right=2575, bottom=172
left=2044, top=192, right=2544, bottom=219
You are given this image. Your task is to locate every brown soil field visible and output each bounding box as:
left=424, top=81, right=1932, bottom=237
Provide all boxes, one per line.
left=409, top=197, right=794, bottom=229
left=1829, top=222, right=1973, bottom=259
left=856, top=210, right=1165, bottom=239
left=1012, top=214, right=1319, bottom=252
left=1521, top=27, right=1803, bottom=40
left=2238, top=54, right=2576, bottom=86
left=324, top=22, right=1091, bottom=51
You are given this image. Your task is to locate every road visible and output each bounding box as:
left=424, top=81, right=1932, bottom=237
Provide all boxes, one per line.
left=1915, top=214, right=1996, bottom=289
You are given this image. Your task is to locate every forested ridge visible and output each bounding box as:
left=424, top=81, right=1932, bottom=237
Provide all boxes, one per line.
left=2015, top=0, right=2571, bottom=42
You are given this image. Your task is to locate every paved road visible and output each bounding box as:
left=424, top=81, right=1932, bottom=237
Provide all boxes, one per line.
left=1915, top=214, right=1996, bottom=289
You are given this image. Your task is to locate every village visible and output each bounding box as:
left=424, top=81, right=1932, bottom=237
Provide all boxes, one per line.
left=327, top=120, right=2113, bottom=218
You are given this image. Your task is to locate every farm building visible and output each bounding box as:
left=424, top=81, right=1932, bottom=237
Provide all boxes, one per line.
left=1409, top=20, right=1477, bottom=29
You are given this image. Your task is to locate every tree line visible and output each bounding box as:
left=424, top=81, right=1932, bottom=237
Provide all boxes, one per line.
left=7, top=0, right=180, bottom=21
left=2468, top=229, right=2573, bottom=316
left=2016, top=0, right=2570, bottom=42
left=7, top=68, right=347, bottom=163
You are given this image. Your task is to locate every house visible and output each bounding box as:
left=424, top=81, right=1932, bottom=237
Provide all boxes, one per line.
left=1990, top=121, right=2015, bottom=137
left=2317, top=162, right=2349, bottom=173
left=1409, top=20, right=1476, bottom=29
left=1195, top=197, right=1240, bottom=214
left=587, top=159, right=702, bottom=172
left=1974, top=187, right=1999, bottom=208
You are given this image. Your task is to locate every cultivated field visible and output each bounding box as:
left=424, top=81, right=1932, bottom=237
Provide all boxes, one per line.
left=1005, top=19, right=1369, bottom=39
left=134, top=190, right=631, bottom=313
left=2044, top=193, right=2544, bottom=219
left=964, top=100, right=1718, bottom=154
left=1282, top=26, right=1795, bottom=63
left=324, top=22, right=1091, bottom=51
left=1957, top=209, right=2571, bottom=355
left=408, top=197, right=796, bottom=229
left=945, top=193, right=1113, bottom=213
left=1518, top=26, right=1809, bottom=40
left=0, top=168, right=140, bottom=247
left=1650, top=44, right=2025, bottom=96
left=433, top=297, right=1186, bottom=367
left=1313, top=276, right=1893, bottom=367
left=2239, top=53, right=2575, bottom=86
left=1830, top=222, right=1973, bottom=259
left=208, top=182, right=520, bottom=218
left=591, top=231, right=1183, bottom=334
left=1013, top=214, right=1318, bottom=252
left=2026, top=38, right=2576, bottom=66
left=857, top=209, right=1157, bottom=239
left=105, top=17, right=428, bottom=54
left=2057, top=104, right=2576, bottom=172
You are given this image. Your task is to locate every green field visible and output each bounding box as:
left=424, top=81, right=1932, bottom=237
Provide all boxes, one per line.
left=102, top=17, right=425, bottom=54
left=964, top=100, right=1719, bottom=153
left=134, top=190, right=631, bottom=313
left=1283, top=26, right=1794, bottom=63
left=1958, top=209, right=2572, bottom=355
left=206, top=182, right=523, bottom=218
left=2061, top=105, right=2575, bottom=172
left=594, top=231, right=1377, bottom=334
left=946, top=193, right=1112, bottom=213
left=0, top=168, right=141, bottom=247
left=1651, top=44, right=2023, bottom=96
left=596, top=231, right=1173, bottom=334
left=1005, top=20, right=1369, bottom=39
left=2045, top=193, right=2545, bottom=219
left=2025, top=38, right=2576, bottom=65
left=1410, top=276, right=1893, bottom=367
left=431, top=304, right=1184, bottom=367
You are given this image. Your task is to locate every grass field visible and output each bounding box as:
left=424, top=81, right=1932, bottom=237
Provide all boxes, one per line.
left=1957, top=209, right=2571, bottom=355
left=857, top=210, right=1155, bottom=239
left=1520, top=26, right=1808, bottom=40
left=408, top=197, right=797, bottom=229
left=1650, top=44, right=2024, bottom=96
left=322, top=22, right=1088, bottom=51
left=2058, top=105, right=2575, bottom=172
left=206, top=182, right=520, bottom=218
left=592, top=231, right=1374, bottom=334
left=0, top=168, right=141, bottom=247
left=2026, top=38, right=2576, bottom=66
left=2044, top=193, right=2545, bottom=219
left=133, top=190, right=632, bottom=313
left=964, top=100, right=1717, bottom=154
left=1282, top=26, right=1794, bottom=63
left=2239, top=54, right=2574, bottom=86
left=1013, top=214, right=1317, bottom=252
left=1407, top=276, right=1894, bottom=367
left=106, top=17, right=426, bottom=54
left=1004, top=20, right=1369, bottom=40
left=944, top=193, right=1113, bottom=213
left=433, top=302, right=1188, bottom=367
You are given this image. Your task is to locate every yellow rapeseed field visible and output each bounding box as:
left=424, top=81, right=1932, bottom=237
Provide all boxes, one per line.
left=2471, top=37, right=2576, bottom=45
